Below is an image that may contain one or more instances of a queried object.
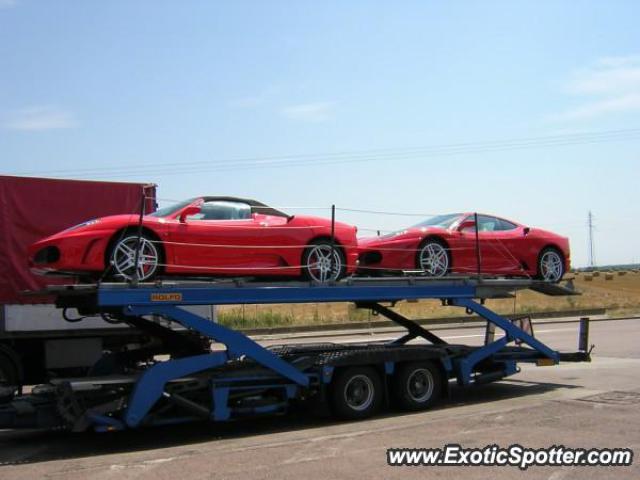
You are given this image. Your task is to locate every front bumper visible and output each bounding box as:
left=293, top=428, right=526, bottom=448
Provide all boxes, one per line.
left=29, top=231, right=112, bottom=275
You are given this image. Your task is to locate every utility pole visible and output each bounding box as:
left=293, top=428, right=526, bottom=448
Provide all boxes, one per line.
left=587, top=211, right=595, bottom=268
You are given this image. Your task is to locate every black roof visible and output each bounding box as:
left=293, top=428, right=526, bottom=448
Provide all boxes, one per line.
left=201, top=196, right=289, bottom=218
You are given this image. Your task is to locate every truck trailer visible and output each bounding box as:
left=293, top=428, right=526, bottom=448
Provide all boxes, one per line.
left=0, top=175, right=201, bottom=385
left=0, top=276, right=591, bottom=432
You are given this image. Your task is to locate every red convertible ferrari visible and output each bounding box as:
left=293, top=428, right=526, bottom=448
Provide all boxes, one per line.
left=358, top=213, right=570, bottom=282
left=29, top=197, right=358, bottom=283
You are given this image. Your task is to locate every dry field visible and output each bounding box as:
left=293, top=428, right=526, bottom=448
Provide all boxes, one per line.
left=217, top=271, right=640, bottom=329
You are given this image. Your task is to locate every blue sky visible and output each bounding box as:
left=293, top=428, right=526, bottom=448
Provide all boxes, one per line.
left=1, top=1, right=639, bottom=267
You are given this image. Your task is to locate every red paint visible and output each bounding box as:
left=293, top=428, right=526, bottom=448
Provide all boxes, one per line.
left=358, top=213, right=570, bottom=278
left=0, top=175, right=154, bottom=303
left=29, top=197, right=359, bottom=279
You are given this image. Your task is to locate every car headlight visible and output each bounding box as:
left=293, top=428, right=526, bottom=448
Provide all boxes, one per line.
left=64, top=219, right=100, bottom=232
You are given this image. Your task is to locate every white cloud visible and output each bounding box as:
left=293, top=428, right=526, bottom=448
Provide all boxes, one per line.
left=0, top=0, right=17, bottom=9
left=552, top=55, right=640, bottom=121
left=568, top=60, right=640, bottom=96
left=553, top=94, right=640, bottom=122
left=2, top=106, right=78, bottom=131
left=281, top=102, right=336, bottom=122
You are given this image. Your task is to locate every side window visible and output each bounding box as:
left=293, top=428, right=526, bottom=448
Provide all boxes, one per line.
left=477, top=215, right=498, bottom=232
left=496, top=218, right=518, bottom=231
left=188, top=201, right=252, bottom=221
left=460, top=215, right=476, bottom=233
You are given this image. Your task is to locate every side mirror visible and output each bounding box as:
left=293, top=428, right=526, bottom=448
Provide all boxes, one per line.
left=457, top=220, right=476, bottom=232
left=523, top=227, right=530, bottom=235
left=179, top=205, right=202, bottom=223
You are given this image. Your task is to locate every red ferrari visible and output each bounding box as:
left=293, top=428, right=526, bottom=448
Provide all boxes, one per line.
left=358, top=213, right=570, bottom=282
left=29, top=197, right=358, bottom=283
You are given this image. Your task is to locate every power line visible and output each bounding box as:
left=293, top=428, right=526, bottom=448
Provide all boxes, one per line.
left=11, top=127, right=640, bottom=179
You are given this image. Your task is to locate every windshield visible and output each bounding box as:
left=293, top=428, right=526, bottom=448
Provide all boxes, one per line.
left=411, top=213, right=463, bottom=229
left=149, top=198, right=197, bottom=217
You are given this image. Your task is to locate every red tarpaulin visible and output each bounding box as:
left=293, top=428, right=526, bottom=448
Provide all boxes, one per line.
left=0, top=176, right=156, bottom=304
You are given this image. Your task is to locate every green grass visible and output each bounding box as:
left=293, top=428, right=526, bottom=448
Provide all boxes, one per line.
left=215, top=272, right=640, bottom=330
left=218, top=308, right=297, bottom=330
left=218, top=303, right=372, bottom=330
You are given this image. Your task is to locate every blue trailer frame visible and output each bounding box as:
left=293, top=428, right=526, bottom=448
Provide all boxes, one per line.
left=0, top=277, right=590, bottom=432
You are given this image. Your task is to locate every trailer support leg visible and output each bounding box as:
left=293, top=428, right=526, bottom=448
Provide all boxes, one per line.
left=451, top=299, right=559, bottom=360
left=450, top=298, right=559, bottom=385
left=357, top=302, right=447, bottom=345
left=457, top=337, right=509, bottom=385
left=125, top=352, right=227, bottom=427
left=122, top=305, right=310, bottom=427
left=125, top=305, right=309, bottom=387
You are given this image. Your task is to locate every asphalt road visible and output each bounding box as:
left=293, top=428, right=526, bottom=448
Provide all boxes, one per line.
left=1, top=318, right=638, bottom=479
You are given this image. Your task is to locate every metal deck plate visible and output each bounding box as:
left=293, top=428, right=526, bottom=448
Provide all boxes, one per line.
left=40, top=276, right=579, bottom=308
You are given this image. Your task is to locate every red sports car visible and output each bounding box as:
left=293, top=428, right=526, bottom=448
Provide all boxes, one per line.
left=29, top=197, right=358, bottom=283
left=357, top=213, right=570, bottom=282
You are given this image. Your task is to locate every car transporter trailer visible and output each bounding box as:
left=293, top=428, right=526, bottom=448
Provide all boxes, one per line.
left=0, top=277, right=591, bottom=432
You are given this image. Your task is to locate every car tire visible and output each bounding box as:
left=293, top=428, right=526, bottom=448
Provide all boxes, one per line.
left=108, top=233, right=162, bottom=282
left=416, top=239, right=450, bottom=277
left=537, top=247, right=565, bottom=283
left=329, top=366, right=384, bottom=420
left=392, top=361, right=443, bottom=411
left=302, top=239, right=346, bottom=283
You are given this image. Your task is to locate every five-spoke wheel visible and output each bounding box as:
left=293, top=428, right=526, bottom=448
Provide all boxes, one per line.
left=538, top=248, right=564, bottom=283
left=110, top=235, right=160, bottom=281
left=417, top=240, right=450, bottom=277
left=303, top=240, right=345, bottom=283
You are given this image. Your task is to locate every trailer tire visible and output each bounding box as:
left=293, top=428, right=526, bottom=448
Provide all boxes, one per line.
left=329, top=366, right=383, bottom=420
left=392, top=361, right=442, bottom=411
left=0, top=351, right=20, bottom=387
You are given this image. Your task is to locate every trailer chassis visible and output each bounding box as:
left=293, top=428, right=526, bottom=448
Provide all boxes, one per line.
left=0, top=277, right=590, bottom=432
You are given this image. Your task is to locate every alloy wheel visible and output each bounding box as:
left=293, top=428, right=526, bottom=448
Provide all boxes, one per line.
left=306, top=244, right=342, bottom=283
left=111, top=236, right=159, bottom=281
left=419, top=242, right=449, bottom=276
left=540, top=250, right=563, bottom=282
